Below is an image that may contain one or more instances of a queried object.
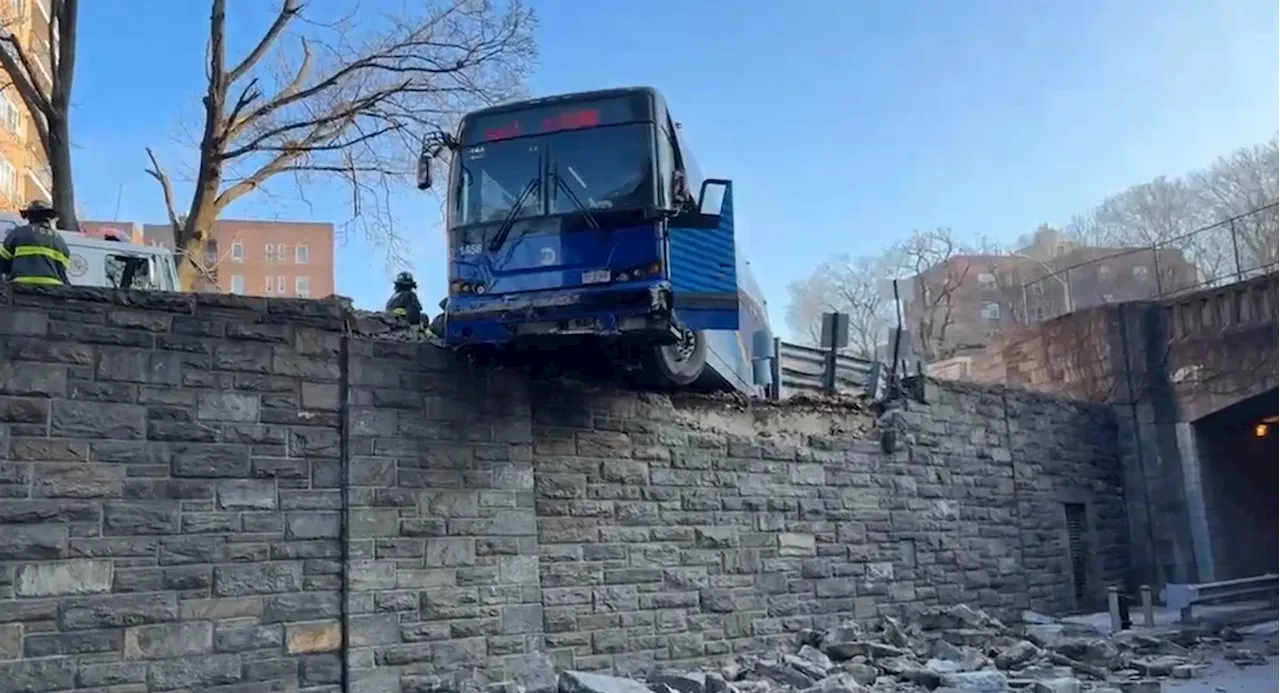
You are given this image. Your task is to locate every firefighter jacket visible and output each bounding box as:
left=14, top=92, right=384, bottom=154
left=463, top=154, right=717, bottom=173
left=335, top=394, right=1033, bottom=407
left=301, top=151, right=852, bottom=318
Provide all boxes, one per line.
left=0, top=221, right=71, bottom=286
left=385, top=289, right=423, bottom=324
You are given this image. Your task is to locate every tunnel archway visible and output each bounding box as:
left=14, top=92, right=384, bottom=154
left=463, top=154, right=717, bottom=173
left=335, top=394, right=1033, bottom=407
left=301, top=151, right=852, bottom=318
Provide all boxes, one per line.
left=1192, top=387, right=1278, bottom=581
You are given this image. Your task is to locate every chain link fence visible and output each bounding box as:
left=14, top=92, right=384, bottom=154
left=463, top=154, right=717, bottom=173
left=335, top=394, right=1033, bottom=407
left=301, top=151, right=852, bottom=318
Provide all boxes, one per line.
left=1020, top=203, right=1279, bottom=323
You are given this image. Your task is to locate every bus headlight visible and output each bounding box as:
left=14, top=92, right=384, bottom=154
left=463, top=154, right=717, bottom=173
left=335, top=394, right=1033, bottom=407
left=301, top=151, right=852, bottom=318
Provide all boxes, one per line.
left=614, top=261, right=662, bottom=282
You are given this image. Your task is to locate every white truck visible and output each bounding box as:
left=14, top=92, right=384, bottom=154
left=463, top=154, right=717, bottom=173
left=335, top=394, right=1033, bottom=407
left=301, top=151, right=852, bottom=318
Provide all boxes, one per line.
left=0, top=213, right=181, bottom=291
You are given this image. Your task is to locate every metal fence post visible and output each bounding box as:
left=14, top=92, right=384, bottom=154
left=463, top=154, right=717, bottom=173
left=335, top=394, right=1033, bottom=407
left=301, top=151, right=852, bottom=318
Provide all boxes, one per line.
left=1063, top=267, right=1074, bottom=314
left=1021, top=282, right=1030, bottom=324
left=770, top=337, right=783, bottom=401
left=1152, top=246, right=1164, bottom=295
left=1229, top=218, right=1244, bottom=282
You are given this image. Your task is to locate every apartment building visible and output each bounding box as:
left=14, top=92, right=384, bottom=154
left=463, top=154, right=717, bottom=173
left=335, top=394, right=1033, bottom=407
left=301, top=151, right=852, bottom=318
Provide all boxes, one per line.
left=903, top=227, right=1197, bottom=359
left=140, top=219, right=335, bottom=297
left=0, top=0, right=55, bottom=212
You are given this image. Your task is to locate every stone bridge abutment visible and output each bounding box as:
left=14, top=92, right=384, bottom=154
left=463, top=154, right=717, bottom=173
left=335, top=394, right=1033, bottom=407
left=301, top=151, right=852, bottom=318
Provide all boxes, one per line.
left=0, top=285, right=1129, bottom=693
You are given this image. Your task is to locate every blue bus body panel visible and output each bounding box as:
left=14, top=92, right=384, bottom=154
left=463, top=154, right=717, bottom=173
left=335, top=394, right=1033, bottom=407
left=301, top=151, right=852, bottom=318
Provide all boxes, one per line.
left=452, top=221, right=660, bottom=294
left=701, top=249, right=771, bottom=394
left=668, top=182, right=739, bottom=332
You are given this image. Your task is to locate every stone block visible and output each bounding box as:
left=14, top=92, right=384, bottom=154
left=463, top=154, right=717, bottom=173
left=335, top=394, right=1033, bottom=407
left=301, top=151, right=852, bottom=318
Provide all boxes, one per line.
left=24, top=628, right=122, bottom=657
left=262, top=592, right=342, bottom=623
left=147, top=654, right=243, bottom=690
left=124, top=621, right=214, bottom=659
left=95, top=348, right=183, bottom=385
left=287, top=621, right=342, bottom=654
left=15, top=559, right=113, bottom=596
left=778, top=533, right=816, bottom=557
left=0, top=524, right=68, bottom=560
left=0, top=657, right=76, bottom=692
left=286, top=511, right=341, bottom=539
left=217, top=479, right=277, bottom=510
left=76, top=661, right=148, bottom=688
left=213, top=562, right=303, bottom=596
left=32, top=464, right=123, bottom=498
left=0, top=624, right=20, bottom=660
left=50, top=400, right=145, bottom=439
left=103, top=500, right=178, bottom=535
left=215, top=624, right=283, bottom=653
left=0, top=362, right=66, bottom=397
left=58, top=593, right=178, bottom=630
left=198, top=391, right=261, bottom=421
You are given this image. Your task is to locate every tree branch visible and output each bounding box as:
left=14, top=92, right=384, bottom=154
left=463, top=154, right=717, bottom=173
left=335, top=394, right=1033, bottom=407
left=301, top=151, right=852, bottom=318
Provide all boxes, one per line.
left=143, top=147, right=183, bottom=234
left=227, top=0, right=304, bottom=84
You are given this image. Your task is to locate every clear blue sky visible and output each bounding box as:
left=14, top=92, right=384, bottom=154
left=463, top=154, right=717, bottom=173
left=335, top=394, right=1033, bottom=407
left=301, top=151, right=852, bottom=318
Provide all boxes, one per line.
left=71, top=1, right=1279, bottom=335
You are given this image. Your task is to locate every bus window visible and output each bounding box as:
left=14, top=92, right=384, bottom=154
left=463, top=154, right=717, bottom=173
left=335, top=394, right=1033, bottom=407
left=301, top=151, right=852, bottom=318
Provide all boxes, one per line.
left=453, top=143, right=542, bottom=225
left=655, top=122, right=675, bottom=210
left=549, top=123, right=653, bottom=214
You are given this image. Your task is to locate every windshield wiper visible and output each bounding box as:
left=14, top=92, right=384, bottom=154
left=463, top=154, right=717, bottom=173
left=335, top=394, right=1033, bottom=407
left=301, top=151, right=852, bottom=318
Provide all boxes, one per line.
left=550, top=171, right=601, bottom=230
left=488, top=177, right=541, bottom=252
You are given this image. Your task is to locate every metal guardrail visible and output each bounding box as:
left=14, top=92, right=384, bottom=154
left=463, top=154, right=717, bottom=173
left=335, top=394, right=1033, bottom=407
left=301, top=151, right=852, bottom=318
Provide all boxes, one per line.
left=1162, top=573, right=1279, bottom=623
left=772, top=339, right=876, bottom=399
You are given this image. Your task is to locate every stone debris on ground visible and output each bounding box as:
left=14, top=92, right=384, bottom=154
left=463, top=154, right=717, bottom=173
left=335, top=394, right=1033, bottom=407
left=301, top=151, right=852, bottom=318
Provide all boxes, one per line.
left=515, top=605, right=1275, bottom=693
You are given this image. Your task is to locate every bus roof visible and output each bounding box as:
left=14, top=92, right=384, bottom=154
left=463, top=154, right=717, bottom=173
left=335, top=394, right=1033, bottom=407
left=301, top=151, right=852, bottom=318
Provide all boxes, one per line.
left=463, top=86, right=663, bottom=121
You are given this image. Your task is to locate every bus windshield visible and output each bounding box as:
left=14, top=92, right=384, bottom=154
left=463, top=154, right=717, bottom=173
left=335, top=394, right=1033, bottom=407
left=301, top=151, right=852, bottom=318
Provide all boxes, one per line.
left=450, top=123, right=655, bottom=226
left=453, top=140, right=543, bottom=226
left=549, top=124, right=653, bottom=214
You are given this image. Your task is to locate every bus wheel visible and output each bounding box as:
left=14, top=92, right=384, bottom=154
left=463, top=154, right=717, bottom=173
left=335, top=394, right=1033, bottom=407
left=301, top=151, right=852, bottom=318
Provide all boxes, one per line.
left=642, top=328, right=707, bottom=387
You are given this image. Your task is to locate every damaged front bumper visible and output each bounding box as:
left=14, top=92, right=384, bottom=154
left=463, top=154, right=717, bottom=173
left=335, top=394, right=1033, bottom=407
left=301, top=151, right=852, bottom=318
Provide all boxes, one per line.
left=443, top=281, right=679, bottom=347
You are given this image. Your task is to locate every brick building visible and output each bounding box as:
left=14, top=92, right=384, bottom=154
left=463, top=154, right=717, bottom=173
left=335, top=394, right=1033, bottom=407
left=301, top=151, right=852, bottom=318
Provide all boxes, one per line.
left=903, top=227, right=1198, bottom=360
left=0, top=0, right=55, bottom=212
left=139, top=219, right=336, bottom=297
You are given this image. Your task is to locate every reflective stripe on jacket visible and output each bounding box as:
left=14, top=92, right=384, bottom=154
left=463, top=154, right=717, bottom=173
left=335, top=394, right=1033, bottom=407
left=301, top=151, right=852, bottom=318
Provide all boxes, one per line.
left=385, top=289, right=423, bottom=324
left=1, top=222, right=71, bottom=285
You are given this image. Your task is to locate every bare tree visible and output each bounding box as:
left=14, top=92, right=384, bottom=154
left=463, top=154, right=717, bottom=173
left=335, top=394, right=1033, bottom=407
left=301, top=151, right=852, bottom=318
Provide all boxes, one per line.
left=892, top=228, right=972, bottom=361
left=0, top=0, right=79, bottom=227
left=1190, top=136, right=1279, bottom=275
left=785, top=254, right=893, bottom=358
left=144, top=0, right=536, bottom=290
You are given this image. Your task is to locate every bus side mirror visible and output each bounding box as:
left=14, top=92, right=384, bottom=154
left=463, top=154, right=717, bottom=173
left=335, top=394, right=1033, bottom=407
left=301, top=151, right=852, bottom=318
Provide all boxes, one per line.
left=684, top=178, right=729, bottom=230
left=416, top=149, right=433, bottom=190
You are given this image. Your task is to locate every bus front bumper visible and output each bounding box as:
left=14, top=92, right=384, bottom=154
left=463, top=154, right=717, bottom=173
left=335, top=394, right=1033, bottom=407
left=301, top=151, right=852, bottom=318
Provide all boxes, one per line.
left=443, top=282, right=679, bottom=347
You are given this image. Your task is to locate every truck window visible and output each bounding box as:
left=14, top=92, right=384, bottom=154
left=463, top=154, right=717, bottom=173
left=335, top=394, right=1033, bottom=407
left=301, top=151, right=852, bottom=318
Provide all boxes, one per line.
left=106, top=253, right=155, bottom=290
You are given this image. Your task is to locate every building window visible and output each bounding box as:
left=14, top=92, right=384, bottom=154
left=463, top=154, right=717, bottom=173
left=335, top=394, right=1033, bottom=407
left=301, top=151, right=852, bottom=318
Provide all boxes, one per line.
left=295, top=244, right=310, bottom=264
left=230, top=274, right=245, bottom=294
left=0, top=92, right=20, bottom=136
left=1132, top=266, right=1148, bottom=282
left=265, top=244, right=276, bottom=262
left=231, top=241, right=244, bottom=262
left=977, top=272, right=997, bottom=290
left=295, top=276, right=310, bottom=298
left=0, top=156, right=16, bottom=200
left=276, top=276, right=286, bottom=294
left=264, top=276, right=274, bottom=294
left=3, top=0, right=26, bottom=22
left=981, top=302, right=1001, bottom=321
left=1097, top=264, right=1112, bottom=280
left=277, top=243, right=288, bottom=262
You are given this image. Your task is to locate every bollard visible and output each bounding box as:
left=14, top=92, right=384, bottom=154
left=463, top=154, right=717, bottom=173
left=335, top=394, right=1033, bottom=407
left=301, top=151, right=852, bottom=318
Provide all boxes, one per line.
left=1140, top=584, right=1154, bottom=626
left=1107, top=586, right=1122, bottom=632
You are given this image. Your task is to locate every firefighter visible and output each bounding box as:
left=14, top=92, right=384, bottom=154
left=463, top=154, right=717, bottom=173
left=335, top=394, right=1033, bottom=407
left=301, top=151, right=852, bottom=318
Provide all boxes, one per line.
left=0, top=200, right=72, bottom=286
left=385, top=271, right=423, bottom=325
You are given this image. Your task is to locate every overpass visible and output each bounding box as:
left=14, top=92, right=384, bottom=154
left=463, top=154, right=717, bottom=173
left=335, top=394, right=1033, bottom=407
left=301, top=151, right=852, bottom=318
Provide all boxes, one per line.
left=950, top=271, right=1278, bottom=590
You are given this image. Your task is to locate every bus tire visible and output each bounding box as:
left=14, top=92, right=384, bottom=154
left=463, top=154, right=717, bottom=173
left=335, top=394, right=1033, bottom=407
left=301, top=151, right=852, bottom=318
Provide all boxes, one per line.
left=643, top=328, right=707, bottom=388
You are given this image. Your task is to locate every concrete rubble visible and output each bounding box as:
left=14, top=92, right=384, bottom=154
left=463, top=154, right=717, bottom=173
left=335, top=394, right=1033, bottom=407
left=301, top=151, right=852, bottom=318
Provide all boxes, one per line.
left=512, top=605, right=1276, bottom=693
